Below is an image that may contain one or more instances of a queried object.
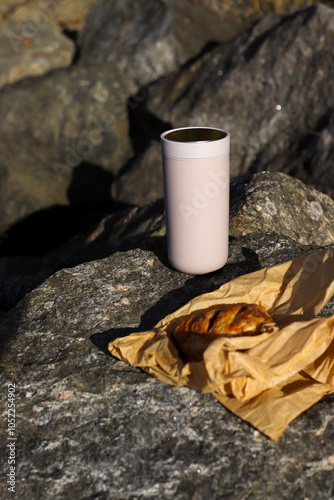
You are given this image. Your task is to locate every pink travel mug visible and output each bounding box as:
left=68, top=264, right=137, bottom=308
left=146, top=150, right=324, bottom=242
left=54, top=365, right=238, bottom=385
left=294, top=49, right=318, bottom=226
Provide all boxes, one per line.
left=160, top=127, right=230, bottom=274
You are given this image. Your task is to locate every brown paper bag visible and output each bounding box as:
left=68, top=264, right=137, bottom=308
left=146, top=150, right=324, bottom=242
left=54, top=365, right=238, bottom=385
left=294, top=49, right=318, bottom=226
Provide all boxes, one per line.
left=109, top=247, right=334, bottom=441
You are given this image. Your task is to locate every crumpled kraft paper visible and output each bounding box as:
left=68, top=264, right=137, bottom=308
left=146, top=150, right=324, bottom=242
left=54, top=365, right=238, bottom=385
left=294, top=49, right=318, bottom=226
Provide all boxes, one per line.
left=109, top=247, right=334, bottom=441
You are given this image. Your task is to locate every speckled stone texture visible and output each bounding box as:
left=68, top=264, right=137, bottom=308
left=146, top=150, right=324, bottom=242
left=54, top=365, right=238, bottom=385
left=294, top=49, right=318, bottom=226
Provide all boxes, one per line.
left=229, top=172, right=334, bottom=246
left=1, top=228, right=334, bottom=499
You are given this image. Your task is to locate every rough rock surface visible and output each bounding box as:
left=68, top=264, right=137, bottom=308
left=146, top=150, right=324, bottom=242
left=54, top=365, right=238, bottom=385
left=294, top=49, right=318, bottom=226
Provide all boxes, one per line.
left=111, top=141, right=164, bottom=207
left=0, top=0, right=104, bottom=88
left=78, top=0, right=248, bottom=86
left=0, top=199, right=166, bottom=311
left=0, top=62, right=134, bottom=231
left=1, top=229, right=334, bottom=499
left=146, top=3, right=334, bottom=195
left=78, top=0, right=184, bottom=86
left=0, top=18, right=75, bottom=89
left=229, top=172, right=334, bottom=246
left=166, top=0, right=248, bottom=59
left=0, top=139, right=69, bottom=234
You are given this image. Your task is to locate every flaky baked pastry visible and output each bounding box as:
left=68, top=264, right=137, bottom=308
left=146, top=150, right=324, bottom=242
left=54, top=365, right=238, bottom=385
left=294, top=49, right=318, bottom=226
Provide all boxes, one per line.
left=171, top=303, right=273, bottom=361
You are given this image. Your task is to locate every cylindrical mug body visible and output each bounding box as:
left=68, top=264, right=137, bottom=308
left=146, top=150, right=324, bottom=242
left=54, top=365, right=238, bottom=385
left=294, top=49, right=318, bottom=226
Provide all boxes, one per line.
left=160, top=127, right=230, bottom=274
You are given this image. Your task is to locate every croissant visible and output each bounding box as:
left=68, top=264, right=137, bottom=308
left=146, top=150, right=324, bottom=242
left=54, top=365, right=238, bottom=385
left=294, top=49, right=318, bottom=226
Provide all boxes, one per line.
left=171, top=303, right=273, bottom=361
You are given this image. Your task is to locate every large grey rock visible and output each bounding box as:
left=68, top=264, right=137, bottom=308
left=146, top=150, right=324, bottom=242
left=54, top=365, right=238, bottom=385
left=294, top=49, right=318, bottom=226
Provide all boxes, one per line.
left=0, top=0, right=107, bottom=87
left=145, top=3, right=334, bottom=196
left=282, top=110, right=334, bottom=199
left=78, top=0, right=184, bottom=86
left=111, top=141, right=164, bottom=207
left=0, top=63, right=134, bottom=232
left=2, top=172, right=334, bottom=313
left=1, top=230, right=334, bottom=499
left=230, top=172, right=334, bottom=246
left=0, top=18, right=75, bottom=89
left=0, top=199, right=166, bottom=312
left=0, top=139, right=69, bottom=233
left=77, top=0, right=250, bottom=87
left=167, top=0, right=248, bottom=59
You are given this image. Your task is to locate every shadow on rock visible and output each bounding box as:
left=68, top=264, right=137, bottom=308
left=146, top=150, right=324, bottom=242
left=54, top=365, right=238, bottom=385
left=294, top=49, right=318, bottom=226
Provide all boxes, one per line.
left=90, top=245, right=262, bottom=358
left=0, top=162, right=115, bottom=258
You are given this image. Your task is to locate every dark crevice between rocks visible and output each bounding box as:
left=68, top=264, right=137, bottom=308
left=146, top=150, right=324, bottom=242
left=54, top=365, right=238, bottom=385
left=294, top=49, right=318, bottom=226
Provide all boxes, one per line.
left=177, top=39, right=221, bottom=71
left=0, top=162, right=117, bottom=258
left=292, top=109, right=333, bottom=170
left=127, top=86, right=172, bottom=156
left=62, top=27, right=82, bottom=65
left=114, top=153, right=144, bottom=182
left=161, top=41, right=224, bottom=113
left=0, top=205, right=103, bottom=257
left=282, top=108, right=334, bottom=197
left=0, top=199, right=165, bottom=314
